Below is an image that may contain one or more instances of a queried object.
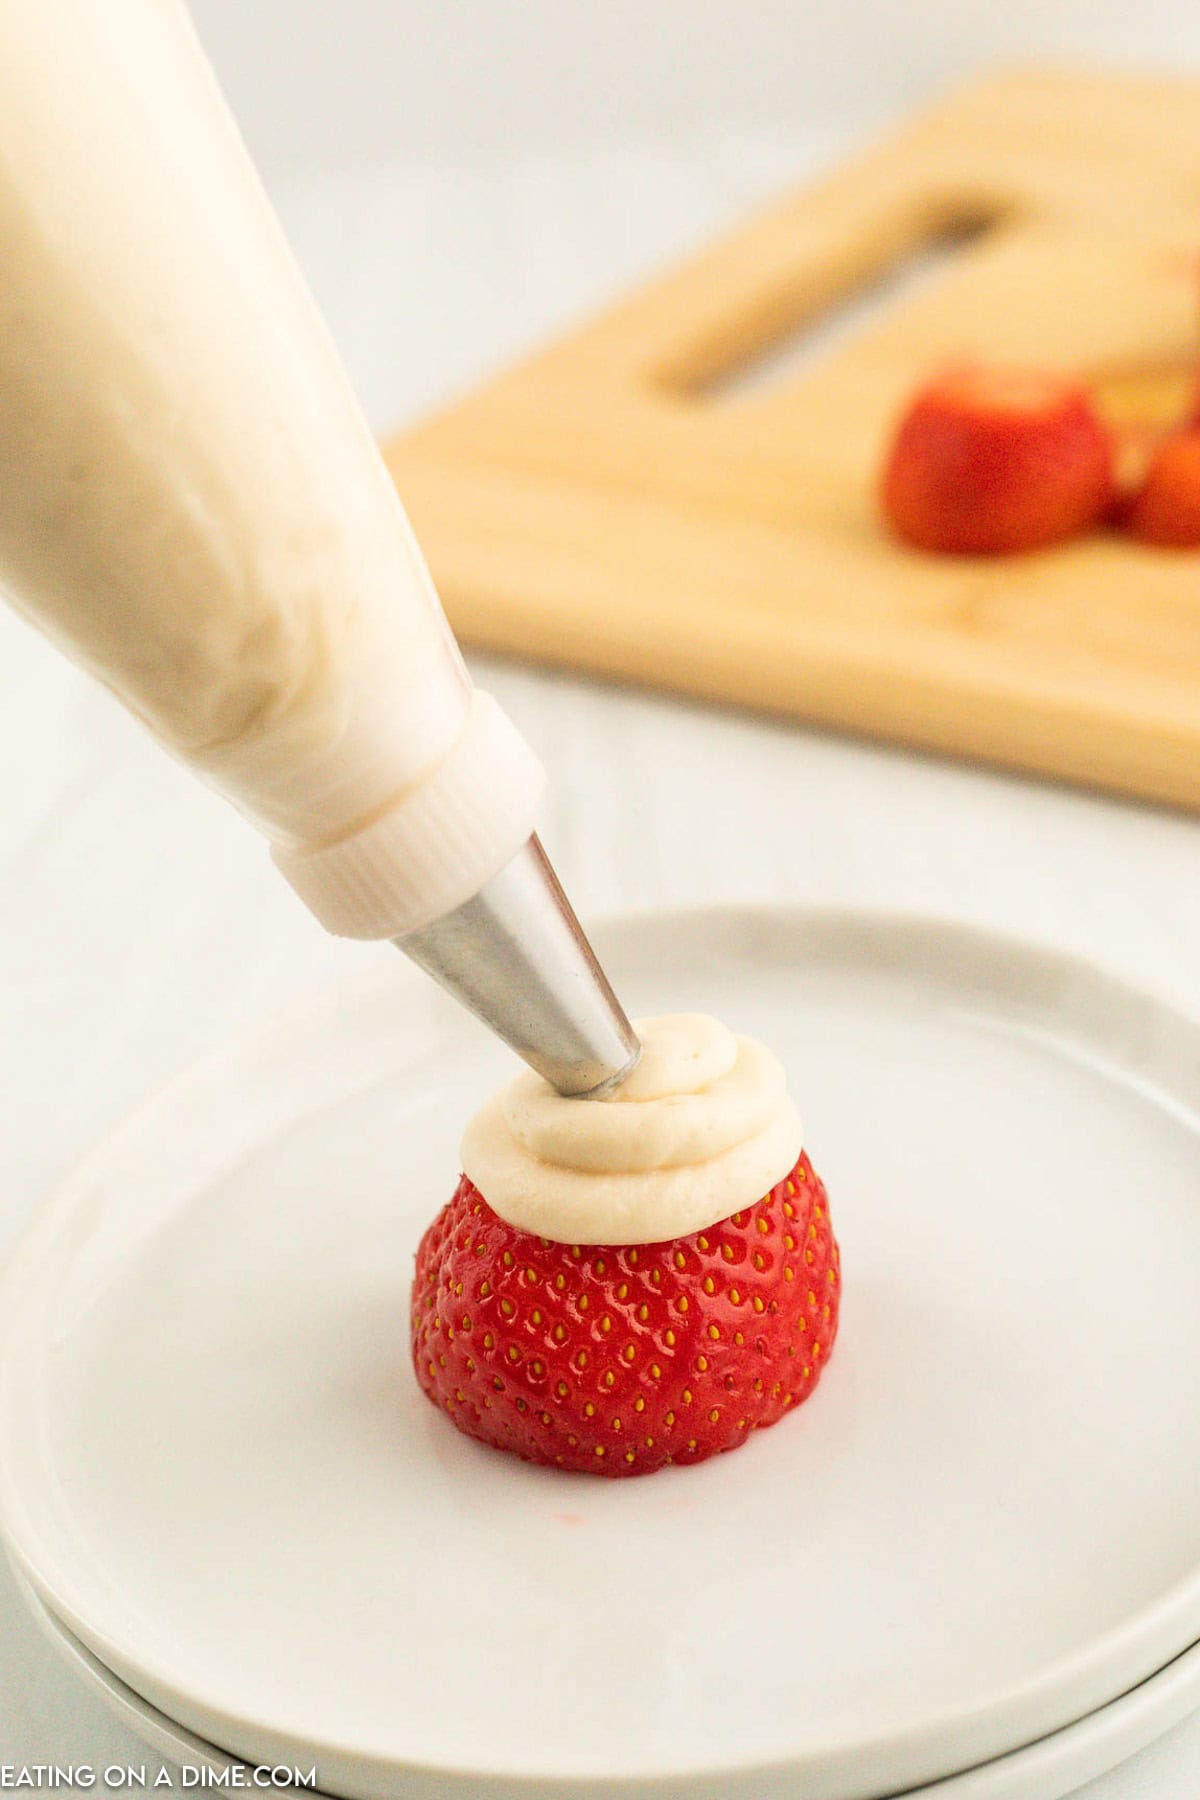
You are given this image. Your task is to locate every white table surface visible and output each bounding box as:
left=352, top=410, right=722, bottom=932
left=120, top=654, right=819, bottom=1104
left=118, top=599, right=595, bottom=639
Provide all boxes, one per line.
left=3, top=130, right=1200, bottom=1798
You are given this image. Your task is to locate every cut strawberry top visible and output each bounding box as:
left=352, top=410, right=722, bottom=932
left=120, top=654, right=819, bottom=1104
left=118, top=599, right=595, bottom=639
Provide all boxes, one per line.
left=931, top=365, right=1084, bottom=417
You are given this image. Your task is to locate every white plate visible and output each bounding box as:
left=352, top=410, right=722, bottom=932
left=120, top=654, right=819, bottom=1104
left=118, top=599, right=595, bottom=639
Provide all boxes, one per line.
left=16, top=1569, right=1200, bottom=1800
left=5, top=908, right=1200, bottom=1800
left=13, top=1566, right=246, bottom=1785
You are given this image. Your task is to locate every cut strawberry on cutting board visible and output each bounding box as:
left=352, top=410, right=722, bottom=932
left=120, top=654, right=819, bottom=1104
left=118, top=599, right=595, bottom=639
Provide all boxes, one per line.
left=882, top=366, right=1112, bottom=555
left=1122, top=431, right=1200, bottom=547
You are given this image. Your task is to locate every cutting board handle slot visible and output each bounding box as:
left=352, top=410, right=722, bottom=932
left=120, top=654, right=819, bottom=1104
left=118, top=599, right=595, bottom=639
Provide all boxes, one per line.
left=659, top=201, right=1003, bottom=401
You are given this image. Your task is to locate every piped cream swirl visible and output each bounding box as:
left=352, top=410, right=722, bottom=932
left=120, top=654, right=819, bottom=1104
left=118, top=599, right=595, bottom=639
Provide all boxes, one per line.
left=461, top=1014, right=803, bottom=1246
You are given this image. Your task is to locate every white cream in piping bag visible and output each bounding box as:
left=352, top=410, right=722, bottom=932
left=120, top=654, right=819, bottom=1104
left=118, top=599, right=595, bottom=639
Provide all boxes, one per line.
left=462, top=1015, right=803, bottom=1246
left=0, top=0, right=543, bottom=939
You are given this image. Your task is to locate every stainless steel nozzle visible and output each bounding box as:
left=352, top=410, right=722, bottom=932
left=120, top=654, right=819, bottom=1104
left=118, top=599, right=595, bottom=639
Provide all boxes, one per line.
left=396, top=835, right=641, bottom=1097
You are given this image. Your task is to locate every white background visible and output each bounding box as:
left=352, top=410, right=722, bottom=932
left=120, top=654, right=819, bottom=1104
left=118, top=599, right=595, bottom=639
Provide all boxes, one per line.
left=4, top=1, right=1200, bottom=1792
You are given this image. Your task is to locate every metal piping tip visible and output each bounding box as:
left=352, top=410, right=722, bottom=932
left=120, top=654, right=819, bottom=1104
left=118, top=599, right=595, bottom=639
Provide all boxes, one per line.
left=395, top=835, right=641, bottom=1098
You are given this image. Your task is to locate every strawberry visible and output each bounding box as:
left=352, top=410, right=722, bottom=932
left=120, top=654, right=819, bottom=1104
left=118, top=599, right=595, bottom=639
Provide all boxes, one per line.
left=1105, top=421, right=1164, bottom=526
left=882, top=365, right=1113, bottom=555
left=411, top=1151, right=840, bottom=1477
left=1120, top=430, right=1200, bottom=547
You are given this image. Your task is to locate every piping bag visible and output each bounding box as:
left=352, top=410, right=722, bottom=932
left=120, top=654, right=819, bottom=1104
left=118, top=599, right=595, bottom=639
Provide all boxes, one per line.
left=0, top=0, right=640, bottom=1098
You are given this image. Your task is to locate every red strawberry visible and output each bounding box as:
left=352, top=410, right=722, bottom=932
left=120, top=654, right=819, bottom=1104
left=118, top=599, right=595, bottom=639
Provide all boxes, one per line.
left=1120, top=430, right=1200, bottom=547
left=882, top=365, right=1113, bottom=555
left=411, top=1151, right=840, bottom=1477
left=1105, top=421, right=1164, bottom=526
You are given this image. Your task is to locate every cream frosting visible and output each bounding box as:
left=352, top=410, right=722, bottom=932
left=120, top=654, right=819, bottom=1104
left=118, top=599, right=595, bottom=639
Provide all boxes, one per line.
left=461, top=1014, right=803, bottom=1246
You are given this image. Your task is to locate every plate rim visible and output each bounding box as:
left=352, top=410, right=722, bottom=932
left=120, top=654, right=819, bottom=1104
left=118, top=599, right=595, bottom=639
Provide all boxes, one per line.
left=14, top=1565, right=1200, bottom=1800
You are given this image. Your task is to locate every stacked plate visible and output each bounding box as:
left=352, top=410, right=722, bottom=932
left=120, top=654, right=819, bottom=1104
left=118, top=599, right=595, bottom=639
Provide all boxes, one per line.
left=4, top=908, right=1200, bottom=1800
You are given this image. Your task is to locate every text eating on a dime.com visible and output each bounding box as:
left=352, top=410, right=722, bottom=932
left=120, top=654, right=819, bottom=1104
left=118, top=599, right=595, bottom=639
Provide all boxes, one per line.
left=0, top=1770, right=318, bottom=1790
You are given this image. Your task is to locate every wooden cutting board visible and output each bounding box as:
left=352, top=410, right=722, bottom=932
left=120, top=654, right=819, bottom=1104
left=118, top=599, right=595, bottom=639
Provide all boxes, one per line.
left=384, top=67, right=1200, bottom=811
